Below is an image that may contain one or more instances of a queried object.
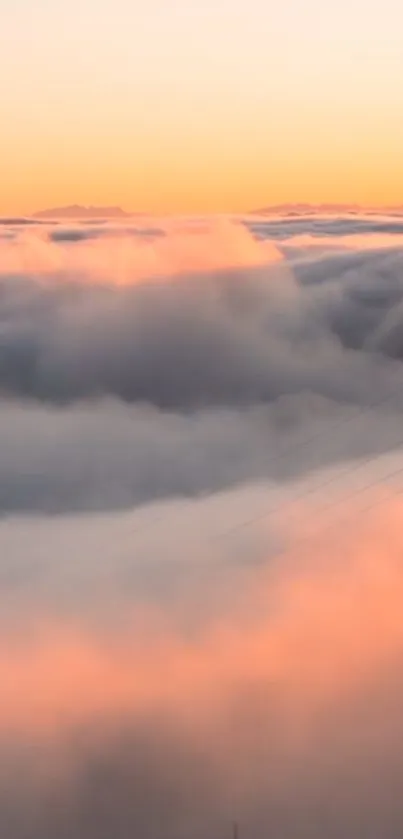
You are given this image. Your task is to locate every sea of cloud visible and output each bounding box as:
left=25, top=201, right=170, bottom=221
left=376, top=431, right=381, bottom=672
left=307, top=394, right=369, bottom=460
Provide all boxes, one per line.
left=2, top=212, right=403, bottom=837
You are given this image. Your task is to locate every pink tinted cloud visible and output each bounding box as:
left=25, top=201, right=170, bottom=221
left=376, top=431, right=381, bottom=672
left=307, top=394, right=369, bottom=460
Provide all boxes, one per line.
left=0, top=219, right=281, bottom=285
left=2, top=493, right=403, bottom=750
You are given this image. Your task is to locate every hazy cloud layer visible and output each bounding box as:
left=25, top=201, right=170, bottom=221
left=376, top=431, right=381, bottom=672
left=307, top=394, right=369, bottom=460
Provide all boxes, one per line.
left=2, top=215, right=403, bottom=838
left=0, top=219, right=403, bottom=411
left=1, top=485, right=403, bottom=838
left=1, top=394, right=403, bottom=515
left=246, top=213, right=403, bottom=239
left=0, top=217, right=403, bottom=514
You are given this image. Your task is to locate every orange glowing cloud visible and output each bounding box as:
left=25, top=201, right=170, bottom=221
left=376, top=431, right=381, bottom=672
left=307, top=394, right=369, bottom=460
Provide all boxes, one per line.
left=0, top=219, right=282, bottom=286
left=3, top=494, right=403, bottom=749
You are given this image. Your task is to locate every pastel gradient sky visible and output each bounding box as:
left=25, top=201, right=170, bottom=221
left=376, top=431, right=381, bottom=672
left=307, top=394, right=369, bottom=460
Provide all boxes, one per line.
left=1, top=0, right=403, bottom=214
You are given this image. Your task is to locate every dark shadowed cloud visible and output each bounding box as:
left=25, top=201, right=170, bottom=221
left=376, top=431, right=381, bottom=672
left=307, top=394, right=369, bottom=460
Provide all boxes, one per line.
left=245, top=214, right=403, bottom=240
left=0, top=219, right=403, bottom=513
left=0, top=232, right=403, bottom=410
left=1, top=394, right=403, bottom=515
left=49, top=225, right=165, bottom=242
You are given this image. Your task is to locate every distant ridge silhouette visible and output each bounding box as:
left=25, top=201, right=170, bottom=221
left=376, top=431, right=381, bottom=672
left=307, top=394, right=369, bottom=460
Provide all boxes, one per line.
left=252, top=202, right=403, bottom=216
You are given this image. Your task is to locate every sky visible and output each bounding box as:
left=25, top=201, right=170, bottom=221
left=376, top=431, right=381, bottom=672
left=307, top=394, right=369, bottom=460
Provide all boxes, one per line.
left=1, top=0, right=403, bottom=214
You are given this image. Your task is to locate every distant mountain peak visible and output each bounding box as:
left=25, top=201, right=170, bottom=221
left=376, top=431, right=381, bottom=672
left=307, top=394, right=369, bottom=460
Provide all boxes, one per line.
left=34, top=205, right=132, bottom=219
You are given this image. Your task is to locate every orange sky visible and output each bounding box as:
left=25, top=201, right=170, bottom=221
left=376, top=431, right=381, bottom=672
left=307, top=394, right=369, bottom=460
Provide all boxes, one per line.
left=2, top=0, right=403, bottom=214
